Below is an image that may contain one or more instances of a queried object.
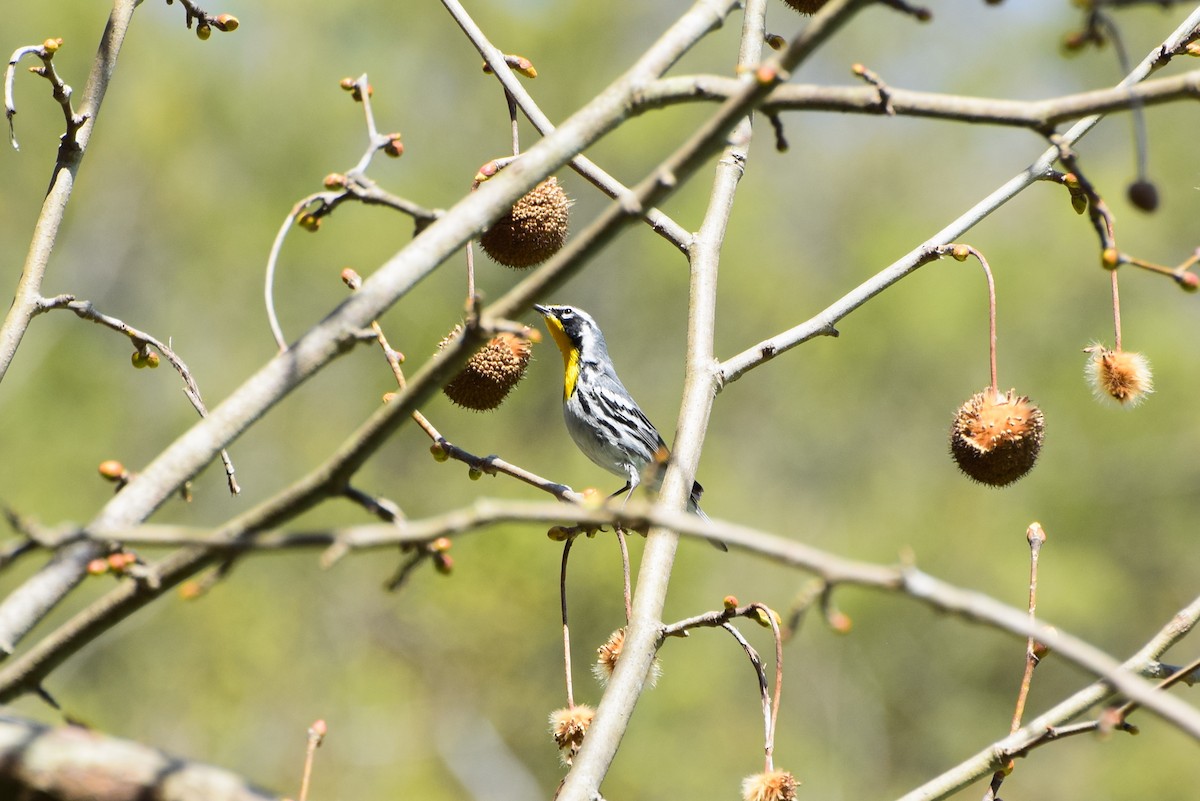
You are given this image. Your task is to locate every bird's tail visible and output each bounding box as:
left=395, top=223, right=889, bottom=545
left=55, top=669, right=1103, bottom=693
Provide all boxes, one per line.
left=688, top=481, right=728, bottom=551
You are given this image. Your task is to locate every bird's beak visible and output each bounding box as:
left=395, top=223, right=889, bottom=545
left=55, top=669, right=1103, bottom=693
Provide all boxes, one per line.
left=532, top=303, right=551, bottom=317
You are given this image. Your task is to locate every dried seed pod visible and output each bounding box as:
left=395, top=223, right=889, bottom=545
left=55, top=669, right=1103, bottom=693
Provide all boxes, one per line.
left=549, top=705, right=595, bottom=766
left=592, top=627, right=660, bottom=687
left=742, top=770, right=799, bottom=801
left=949, top=388, right=1045, bottom=487
left=441, top=329, right=533, bottom=411
left=780, top=0, right=828, bottom=12
left=1085, top=345, right=1153, bottom=407
left=1127, top=179, right=1159, bottom=212
left=480, top=178, right=571, bottom=268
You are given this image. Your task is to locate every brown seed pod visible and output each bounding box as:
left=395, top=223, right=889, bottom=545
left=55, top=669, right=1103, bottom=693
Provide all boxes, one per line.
left=480, top=177, right=571, bottom=268
left=742, top=770, right=800, bottom=801
left=780, top=0, right=828, bottom=13
left=549, top=705, right=595, bottom=766
left=949, top=388, right=1045, bottom=487
left=1127, top=179, right=1159, bottom=213
left=592, top=627, right=661, bottom=687
left=441, top=329, right=533, bottom=411
left=1085, top=345, right=1153, bottom=407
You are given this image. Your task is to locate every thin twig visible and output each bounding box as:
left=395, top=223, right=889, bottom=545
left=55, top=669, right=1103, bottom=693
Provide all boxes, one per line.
left=442, top=0, right=698, bottom=254
left=264, top=74, right=437, bottom=350
left=38, top=296, right=240, bottom=495
left=5, top=40, right=88, bottom=152
left=297, top=719, right=326, bottom=801
left=1110, top=268, right=1124, bottom=352
left=721, top=621, right=772, bottom=767
left=986, top=523, right=1048, bottom=801
left=616, top=527, right=632, bottom=625
left=561, top=536, right=576, bottom=708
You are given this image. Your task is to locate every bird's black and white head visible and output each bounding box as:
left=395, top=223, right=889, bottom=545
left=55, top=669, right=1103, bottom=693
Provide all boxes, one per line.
left=533, top=304, right=610, bottom=362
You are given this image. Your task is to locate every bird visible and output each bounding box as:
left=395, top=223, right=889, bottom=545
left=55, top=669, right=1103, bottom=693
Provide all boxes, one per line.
left=533, top=303, right=726, bottom=551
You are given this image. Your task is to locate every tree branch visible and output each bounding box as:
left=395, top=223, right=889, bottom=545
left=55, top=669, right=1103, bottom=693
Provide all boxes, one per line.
left=718, top=5, right=1200, bottom=386
left=0, top=0, right=140, bottom=384
left=633, top=69, right=1200, bottom=130
left=0, top=715, right=279, bottom=801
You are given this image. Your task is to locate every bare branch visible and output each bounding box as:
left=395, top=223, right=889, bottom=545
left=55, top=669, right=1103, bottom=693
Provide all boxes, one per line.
left=38, top=295, right=240, bottom=495
left=441, top=0, right=701, bottom=254
left=718, top=4, right=1200, bottom=386
left=633, top=68, right=1200, bottom=130
left=0, top=714, right=279, bottom=801
left=0, top=0, right=139, bottom=385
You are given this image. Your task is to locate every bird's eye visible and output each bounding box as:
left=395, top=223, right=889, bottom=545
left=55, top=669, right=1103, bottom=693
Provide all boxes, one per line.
left=561, top=309, right=574, bottom=319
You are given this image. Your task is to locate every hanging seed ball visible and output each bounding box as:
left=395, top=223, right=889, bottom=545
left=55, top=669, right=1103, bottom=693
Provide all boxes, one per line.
left=949, top=388, right=1045, bottom=487
left=1085, top=346, right=1153, bottom=406
left=480, top=177, right=571, bottom=269
left=742, top=770, right=800, bottom=801
left=440, top=328, right=534, bottom=411
left=549, top=705, right=595, bottom=766
left=1127, top=179, right=1160, bottom=213
left=780, top=0, right=829, bottom=12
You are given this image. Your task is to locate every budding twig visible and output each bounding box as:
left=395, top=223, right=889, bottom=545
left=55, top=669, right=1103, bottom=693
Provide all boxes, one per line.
left=5, top=39, right=88, bottom=151
left=37, top=295, right=240, bottom=495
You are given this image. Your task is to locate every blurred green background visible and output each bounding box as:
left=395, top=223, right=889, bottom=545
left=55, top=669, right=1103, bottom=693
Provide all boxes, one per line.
left=2, top=1, right=1199, bottom=799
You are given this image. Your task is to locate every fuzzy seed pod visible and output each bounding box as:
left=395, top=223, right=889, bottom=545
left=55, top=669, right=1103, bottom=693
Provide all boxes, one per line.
left=949, top=388, right=1045, bottom=487
left=779, top=0, right=828, bottom=12
left=441, top=328, right=533, bottom=411
left=742, top=770, right=799, bottom=801
left=1085, top=346, right=1153, bottom=407
left=480, top=178, right=571, bottom=268
left=549, top=705, right=595, bottom=766
left=593, top=628, right=661, bottom=687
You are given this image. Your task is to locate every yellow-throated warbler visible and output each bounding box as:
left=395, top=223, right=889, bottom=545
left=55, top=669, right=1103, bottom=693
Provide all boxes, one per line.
left=534, top=304, right=726, bottom=551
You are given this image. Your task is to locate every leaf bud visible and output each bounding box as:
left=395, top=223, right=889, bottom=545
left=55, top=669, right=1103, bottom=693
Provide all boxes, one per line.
left=98, top=460, right=126, bottom=481
left=1174, top=271, right=1199, bottom=292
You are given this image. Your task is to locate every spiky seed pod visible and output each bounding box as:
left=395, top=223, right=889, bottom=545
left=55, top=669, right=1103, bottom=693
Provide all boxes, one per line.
left=742, top=770, right=800, bottom=801
left=549, top=705, right=595, bottom=766
left=1085, top=346, right=1153, bottom=406
left=949, top=388, right=1045, bottom=487
left=441, top=329, right=533, bottom=411
left=779, top=0, right=828, bottom=12
left=1127, top=179, right=1160, bottom=212
left=593, top=628, right=661, bottom=687
left=480, top=178, right=571, bottom=268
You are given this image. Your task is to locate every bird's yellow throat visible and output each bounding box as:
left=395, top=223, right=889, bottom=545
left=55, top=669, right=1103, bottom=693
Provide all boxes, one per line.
left=544, top=317, right=580, bottom=400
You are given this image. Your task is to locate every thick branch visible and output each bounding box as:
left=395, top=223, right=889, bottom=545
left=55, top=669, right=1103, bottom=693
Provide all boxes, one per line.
left=0, top=715, right=279, bottom=801
left=558, top=2, right=875, bottom=799
left=0, top=0, right=746, bottom=657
